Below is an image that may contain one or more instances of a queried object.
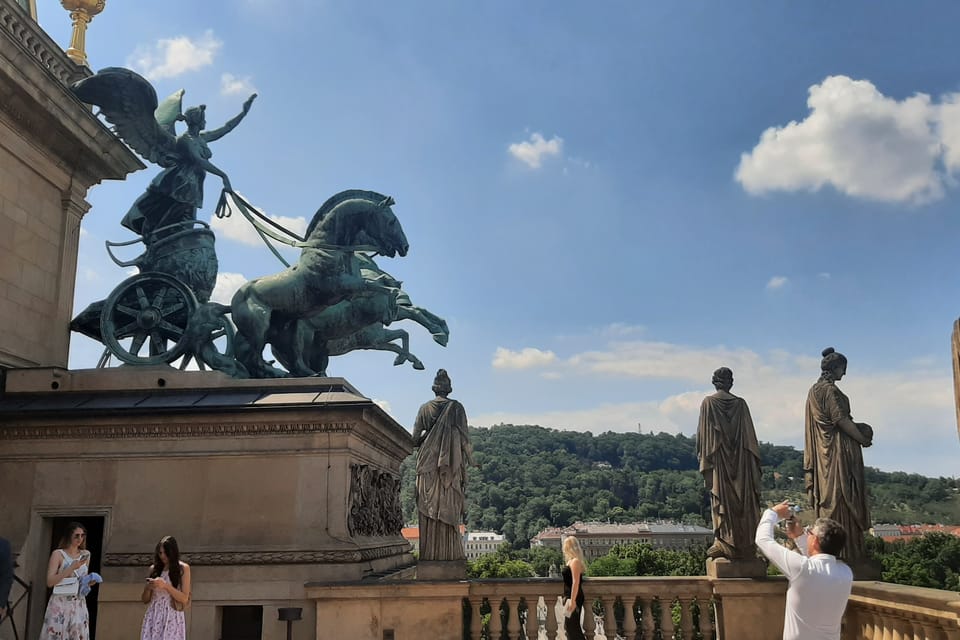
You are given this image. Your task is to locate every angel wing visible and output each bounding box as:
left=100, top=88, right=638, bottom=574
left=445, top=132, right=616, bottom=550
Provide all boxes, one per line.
left=72, top=67, right=180, bottom=167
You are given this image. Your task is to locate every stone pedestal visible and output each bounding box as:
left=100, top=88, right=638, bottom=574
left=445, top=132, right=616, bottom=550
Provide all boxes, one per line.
left=0, top=367, right=414, bottom=640
left=706, top=556, right=767, bottom=579
left=417, top=560, right=467, bottom=581
left=710, top=577, right=788, bottom=640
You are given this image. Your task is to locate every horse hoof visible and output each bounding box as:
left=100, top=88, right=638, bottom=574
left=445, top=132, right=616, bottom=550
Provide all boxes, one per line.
left=413, top=362, right=425, bottom=370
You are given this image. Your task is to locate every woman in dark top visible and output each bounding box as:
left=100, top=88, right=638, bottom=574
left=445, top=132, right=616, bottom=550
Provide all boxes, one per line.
left=562, top=535, right=587, bottom=640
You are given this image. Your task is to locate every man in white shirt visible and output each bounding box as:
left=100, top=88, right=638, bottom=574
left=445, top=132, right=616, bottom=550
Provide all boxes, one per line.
left=755, top=500, right=853, bottom=640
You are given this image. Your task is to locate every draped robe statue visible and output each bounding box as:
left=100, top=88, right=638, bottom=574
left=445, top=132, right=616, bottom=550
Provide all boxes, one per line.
left=696, top=367, right=762, bottom=560
left=804, top=347, right=873, bottom=566
left=413, top=369, right=473, bottom=561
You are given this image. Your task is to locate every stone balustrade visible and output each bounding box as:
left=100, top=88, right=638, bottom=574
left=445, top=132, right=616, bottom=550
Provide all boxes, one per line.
left=307, top=575, right=960, bottom=640
left=466, top=576, right=715, bottom=640
left=842, top=581, right=960, bottom=640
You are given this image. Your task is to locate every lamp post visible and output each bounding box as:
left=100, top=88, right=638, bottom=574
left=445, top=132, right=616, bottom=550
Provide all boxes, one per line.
left=59, top=0, right=106, bottom=66
left=277, top=607, right=302, bottom=640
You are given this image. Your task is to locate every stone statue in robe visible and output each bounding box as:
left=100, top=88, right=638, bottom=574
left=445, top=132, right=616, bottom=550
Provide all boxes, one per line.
left=804, top=347, right=873, bottom=564
left=413, top=369, right=473, bottom=561
left=696, top=367, right=762, bottom=559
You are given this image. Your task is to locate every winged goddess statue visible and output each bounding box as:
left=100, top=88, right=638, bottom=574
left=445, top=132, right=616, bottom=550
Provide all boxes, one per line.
left=72, top=67, right=256, bottom=241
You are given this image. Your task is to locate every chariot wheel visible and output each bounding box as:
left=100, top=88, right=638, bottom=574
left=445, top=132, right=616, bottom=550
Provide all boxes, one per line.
left=100, top=272, right=198, bottom=365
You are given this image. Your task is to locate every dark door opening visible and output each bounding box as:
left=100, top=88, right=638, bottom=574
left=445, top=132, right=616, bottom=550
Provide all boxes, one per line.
left=221, top=605, right=263, bottom=640
left=49, top=516, right=105, bottom=640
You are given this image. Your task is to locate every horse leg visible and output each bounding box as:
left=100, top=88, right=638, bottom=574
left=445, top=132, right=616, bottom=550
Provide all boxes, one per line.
left=232, top=285, right=283, bottom=378
left=395, top=304, right=449, bottom=346
left=374, top=328, right=424, bottom=370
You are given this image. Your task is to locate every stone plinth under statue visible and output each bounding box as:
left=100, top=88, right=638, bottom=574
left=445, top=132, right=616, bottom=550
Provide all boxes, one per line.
left=0, top=367, right=414, bottom=640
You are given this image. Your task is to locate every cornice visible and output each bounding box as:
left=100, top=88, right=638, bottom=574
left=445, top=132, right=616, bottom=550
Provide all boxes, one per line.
left=105, top=544, right=411, bottom=566
left=0, top=0, right=87, bottom=87
left=0, top=421, right=355, bottom=440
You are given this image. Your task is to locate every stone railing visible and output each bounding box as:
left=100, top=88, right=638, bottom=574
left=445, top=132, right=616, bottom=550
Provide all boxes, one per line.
left=466, top=576, right=716, bottom=639
left=0, top=0, right=88, bottom=86
left=307, top=575, right=960, bottom=640
left=842, top=581, right=960, bottom=640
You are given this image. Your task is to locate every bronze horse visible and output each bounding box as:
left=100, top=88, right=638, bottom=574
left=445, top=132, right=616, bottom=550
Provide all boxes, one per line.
left=231, top=190, right=409, bottom=377
left=270, top=255, right=449, bottom=376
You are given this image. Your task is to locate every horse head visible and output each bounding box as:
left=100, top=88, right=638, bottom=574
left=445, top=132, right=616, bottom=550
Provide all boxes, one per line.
left=305, top=190, right=409, bottom=258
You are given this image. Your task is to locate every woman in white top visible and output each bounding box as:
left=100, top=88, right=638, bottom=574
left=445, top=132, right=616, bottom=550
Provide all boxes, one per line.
left=40, top=522, right=90, bottom=640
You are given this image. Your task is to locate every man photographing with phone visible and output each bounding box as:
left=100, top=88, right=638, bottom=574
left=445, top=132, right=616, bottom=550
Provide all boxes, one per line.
left=755, top=500, right=853, bottom=640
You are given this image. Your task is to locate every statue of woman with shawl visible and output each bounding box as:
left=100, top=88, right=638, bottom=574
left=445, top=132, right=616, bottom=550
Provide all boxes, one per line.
left=804, top=347, right=874, bottom=565
left=696, top=367, right=762, bottom=560
left=413, top=369, right=473, bottom=561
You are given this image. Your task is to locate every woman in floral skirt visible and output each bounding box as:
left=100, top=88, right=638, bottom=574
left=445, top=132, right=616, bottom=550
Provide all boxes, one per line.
left=141, top=536, right=191, bottom=640
left=40, top=523, right=90, bottom=640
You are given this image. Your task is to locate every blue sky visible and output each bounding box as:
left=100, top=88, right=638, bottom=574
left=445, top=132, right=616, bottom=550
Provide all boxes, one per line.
left=41, top=1, right=960, bottom=477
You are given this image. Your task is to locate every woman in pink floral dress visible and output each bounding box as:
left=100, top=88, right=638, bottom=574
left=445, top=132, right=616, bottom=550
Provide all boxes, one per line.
left=140, top=536, right=191, bottom=640
left=40, top=523, right=91, bottom=640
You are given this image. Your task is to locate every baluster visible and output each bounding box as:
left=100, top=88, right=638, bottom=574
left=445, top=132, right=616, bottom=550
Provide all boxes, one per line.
left=659, top=597, right=676, bottom=640
left=620, top=597, right=638, bottom=640
left=469, top=596, right=484, bottom=640
left=487, top=597, right=505, bottom=640
left=640, top=598, right=655, bottom=640
left=695, top=598, right=713, bottom=640
left=553, top=596, right=567, bottom=640
left=881, top=619, right=893, bottom=640
left=503, top=597, right=520, bottom=638
left=889, top=618, right=905, bottom=640
left=845, top=607, right=863, bottom=640
left=592, top=598, right=609, bottom=640
left=866, top=610, right=882, bottom=640
left=581, top=599, right=595, bottom=639
left=902, top=618, right=922, bottom=640
left=677, top=597, right=695, bottom=638
left=534, top=596, right=549, bottom=640
left=919, top=621, right=946, bottom=640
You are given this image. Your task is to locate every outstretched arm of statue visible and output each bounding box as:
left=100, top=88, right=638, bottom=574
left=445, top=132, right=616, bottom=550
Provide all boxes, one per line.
left=203, top=94, right=257, bottom=143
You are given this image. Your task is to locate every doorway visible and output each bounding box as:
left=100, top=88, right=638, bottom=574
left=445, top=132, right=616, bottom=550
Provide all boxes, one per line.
left=49, top=516, right=105, bottom=639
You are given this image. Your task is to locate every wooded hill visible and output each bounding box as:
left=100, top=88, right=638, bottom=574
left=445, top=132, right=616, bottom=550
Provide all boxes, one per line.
left=399, top=424, right=960, bottom=548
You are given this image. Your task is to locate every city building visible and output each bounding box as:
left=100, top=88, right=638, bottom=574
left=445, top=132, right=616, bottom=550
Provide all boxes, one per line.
left=872, top=523, right=960, bottom=543
left=402, top=526, right=421, bottom=555
left=530, top=522, right=713, bottom=560
left=529, top=527, right=564, bottom=551
left=464, top=531, right=508, bottom=560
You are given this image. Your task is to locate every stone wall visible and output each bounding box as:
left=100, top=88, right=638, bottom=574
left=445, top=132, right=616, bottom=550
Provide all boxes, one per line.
left=0, top=0, right=141, bottom=368
left=0, top=369, right=414, bottom=640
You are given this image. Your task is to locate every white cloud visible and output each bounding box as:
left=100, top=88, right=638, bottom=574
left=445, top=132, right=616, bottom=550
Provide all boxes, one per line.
left=220, top=73, right=256, bottom=96
left=766, top=276, right=788, bottom=290
left=209, top=272, right=247, bottom=305
left=818, top=272, right=832, bottom=280
left=473, top=339, right=957, bottom=476
left=129, top=30, right=222, bottom=81
left=508, top=133, right=563, bottom=169
left=209, top=199, right=308, bottom=248
left=492, top=346, right=558, bottom=370
left=736, top=75, right=945, bottom=203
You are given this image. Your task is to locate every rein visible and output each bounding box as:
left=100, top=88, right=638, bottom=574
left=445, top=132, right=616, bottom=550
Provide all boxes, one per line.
left=214, top=190, right=382, bottom=267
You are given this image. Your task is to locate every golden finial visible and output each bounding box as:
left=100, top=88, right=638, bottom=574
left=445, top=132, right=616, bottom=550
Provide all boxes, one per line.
left=60, top=0, right=106, bottom=66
